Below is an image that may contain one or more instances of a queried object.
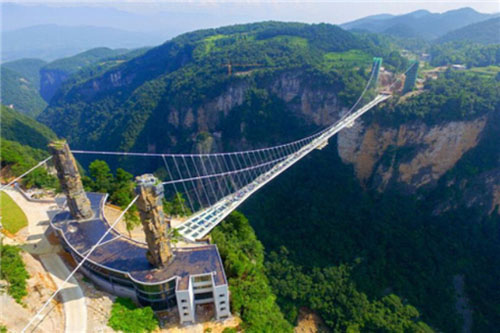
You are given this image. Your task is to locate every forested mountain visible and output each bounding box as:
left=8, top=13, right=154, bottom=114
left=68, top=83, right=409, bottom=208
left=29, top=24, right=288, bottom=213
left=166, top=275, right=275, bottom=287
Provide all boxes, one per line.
left=437, top=17, right=500, bottom=45
left=38, top=22, right=407, bottom=156
left=341, top=7, right=498, bottom=40
left=0, top=48, right=150, bottom=118
left=39, top=47, right=143, bottom=102
left=0, top=61, right=47, bottom=117
left=1, top=58, right=47, bottom=89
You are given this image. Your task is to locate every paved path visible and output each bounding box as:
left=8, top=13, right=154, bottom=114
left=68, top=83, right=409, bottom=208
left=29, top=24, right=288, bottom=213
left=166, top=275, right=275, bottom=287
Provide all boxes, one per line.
left=39, top=254, right=87, bottom=333
left=2, top=189, right=88, bottom=333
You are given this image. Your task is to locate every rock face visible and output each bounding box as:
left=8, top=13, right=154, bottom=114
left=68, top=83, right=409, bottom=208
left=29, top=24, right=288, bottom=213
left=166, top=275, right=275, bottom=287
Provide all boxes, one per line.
left=154, top=70, right=346, bottom=154
left=135, top=174, right=172, bottom=267
left=48, top=140, right=93, bottom=220
left=436, top=168, right=500, bottom=216
left=338, top=117, right=488, bottom=192
left=40, top=69, right=69, bottom=102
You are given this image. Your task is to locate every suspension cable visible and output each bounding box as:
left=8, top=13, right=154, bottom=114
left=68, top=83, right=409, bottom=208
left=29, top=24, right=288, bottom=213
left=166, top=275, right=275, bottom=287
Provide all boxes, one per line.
left=69, top=60, right=384, bottom=160
left=22, top=195, right=139, bottom=333
left=0, top=156, right=53, bottom=190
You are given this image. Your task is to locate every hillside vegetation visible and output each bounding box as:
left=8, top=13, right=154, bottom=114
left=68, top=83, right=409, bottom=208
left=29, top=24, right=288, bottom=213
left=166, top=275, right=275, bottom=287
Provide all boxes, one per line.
left=0, top=105, right=58, bottom=188
left=429, top=42, right=500, bottom=67
left=0, top=65, right=47, bottom=117
left=1, top=58, right=46, bottom=89
left=373, top=70, right=500, bottom=125
left=1, top=105, right=57, bottom=149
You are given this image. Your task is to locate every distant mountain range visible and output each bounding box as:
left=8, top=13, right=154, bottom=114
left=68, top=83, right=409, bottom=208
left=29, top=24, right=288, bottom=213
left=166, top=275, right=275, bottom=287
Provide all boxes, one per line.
left=341, top=7, right=499, bottom=40
left=438, top=17, right=500, bottom=45
left=1, top=24, right=163, bottom=62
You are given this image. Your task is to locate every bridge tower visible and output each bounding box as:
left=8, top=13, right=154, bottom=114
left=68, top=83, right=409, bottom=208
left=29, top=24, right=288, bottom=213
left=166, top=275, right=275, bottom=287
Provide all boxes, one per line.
left=402, top=60, right=419, bottom=94
left=372, top=57, right=383, bottom=89
left=48, top=140, right=93, bottom=220
left=135, top=174, right=172, bottom=267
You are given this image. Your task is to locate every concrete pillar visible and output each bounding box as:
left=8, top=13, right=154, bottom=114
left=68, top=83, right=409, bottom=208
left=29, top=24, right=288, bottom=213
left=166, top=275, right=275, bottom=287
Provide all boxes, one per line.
left=48, top=140, right=93, bottom=220
left=135, top=174, right=172, bottom=267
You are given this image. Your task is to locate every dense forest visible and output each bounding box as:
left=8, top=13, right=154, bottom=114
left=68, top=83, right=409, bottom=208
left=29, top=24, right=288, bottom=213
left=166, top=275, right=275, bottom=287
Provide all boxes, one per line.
left=373, top=70, right=500, bottom=125
left=0, top=65, right=47, bottom=117
left=429, top=42, right=500, bottom=67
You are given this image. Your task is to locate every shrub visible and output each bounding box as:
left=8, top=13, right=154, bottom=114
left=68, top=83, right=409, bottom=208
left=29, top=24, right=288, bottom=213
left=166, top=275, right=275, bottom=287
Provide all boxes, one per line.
left=107, top=297, right=158, bottom=333
left=0, top=244, right=29, bottom=304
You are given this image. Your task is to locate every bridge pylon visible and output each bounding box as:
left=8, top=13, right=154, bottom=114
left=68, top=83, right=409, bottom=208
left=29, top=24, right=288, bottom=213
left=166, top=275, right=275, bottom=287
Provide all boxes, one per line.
left=48, top=140, right=93, bottom=220
left=402, top=60, right=419, bottom=94
left=372, top=57, right=383, bottom=89
left=135, top=174, right=173, bottom=267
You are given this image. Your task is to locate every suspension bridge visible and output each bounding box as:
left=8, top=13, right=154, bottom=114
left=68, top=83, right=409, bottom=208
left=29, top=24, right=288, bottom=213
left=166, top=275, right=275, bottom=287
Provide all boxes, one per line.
left=3, top=58, right=412, bottom=243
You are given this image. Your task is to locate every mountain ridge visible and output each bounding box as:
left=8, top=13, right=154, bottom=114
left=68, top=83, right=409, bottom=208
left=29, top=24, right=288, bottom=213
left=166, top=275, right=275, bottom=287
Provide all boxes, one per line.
left=341, top=7, right=499, bottom=40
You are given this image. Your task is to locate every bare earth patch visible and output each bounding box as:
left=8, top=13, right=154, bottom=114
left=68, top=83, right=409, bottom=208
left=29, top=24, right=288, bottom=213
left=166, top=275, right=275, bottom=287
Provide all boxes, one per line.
left=0, top=251, right=64, bottom=333
left=295, top=307, right=328, bottom=333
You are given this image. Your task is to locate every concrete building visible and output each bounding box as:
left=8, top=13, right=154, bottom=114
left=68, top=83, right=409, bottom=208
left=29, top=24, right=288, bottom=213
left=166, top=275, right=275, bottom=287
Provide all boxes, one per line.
left=51, top=193, right=231, bottom=323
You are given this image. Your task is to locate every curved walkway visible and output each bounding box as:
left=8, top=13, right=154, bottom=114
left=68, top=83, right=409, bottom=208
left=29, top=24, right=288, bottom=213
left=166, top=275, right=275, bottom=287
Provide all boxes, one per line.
left=2, top=189, right=88, bottom=333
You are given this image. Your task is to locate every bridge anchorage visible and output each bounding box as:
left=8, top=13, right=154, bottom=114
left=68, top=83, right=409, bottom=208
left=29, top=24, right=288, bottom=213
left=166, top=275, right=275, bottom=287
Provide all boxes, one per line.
left=16, top=58, right=419, bottom=329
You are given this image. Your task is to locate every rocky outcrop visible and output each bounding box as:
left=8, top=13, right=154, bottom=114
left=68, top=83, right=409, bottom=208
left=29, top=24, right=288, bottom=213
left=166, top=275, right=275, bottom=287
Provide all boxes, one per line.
left=135, top=174, right=172, bottom=267
left=338, top=117, right=488, bottom=192
left=271, top=71, right=344, bottom=127
left=148, top=70, right=345, bottom=154
left=48, top=140, right=93, bottom=220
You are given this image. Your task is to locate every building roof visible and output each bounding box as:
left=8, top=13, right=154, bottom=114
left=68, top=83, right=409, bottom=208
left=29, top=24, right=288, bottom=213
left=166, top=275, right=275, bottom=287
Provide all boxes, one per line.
left=51, top=193, right=227, bottom=288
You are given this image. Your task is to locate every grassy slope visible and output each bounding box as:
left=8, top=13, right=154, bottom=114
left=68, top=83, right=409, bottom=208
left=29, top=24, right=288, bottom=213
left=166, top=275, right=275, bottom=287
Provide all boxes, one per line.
left=0, top=191, right=28, bottom=234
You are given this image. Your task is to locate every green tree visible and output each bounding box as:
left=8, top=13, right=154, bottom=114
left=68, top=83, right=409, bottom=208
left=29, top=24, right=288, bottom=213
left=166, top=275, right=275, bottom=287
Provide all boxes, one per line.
left=88, top=160, right=114, bottom=193
left=107, top=297, right=158, bottom=333
left=123, top=205, right=140, bottom=238
left=212, top=212, right=293, bottom=332
left=163, top=193, right=192, bottom=217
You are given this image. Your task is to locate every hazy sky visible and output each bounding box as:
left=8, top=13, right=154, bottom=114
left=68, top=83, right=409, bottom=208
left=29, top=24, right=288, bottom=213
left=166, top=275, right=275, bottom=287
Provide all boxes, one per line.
left=3, top=1, right=499, bottom=25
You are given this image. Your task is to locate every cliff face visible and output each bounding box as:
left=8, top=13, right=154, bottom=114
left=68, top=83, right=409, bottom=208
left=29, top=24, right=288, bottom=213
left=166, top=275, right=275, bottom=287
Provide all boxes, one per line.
left=39, top=69, right=69, bottom=102
left=338, top=117, right=487, bottom=191
left=139, top=71, right=346, bottom=154
left=338, top=114, right=499, bottom=215
left=167, top=71, right=343, bottom=134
